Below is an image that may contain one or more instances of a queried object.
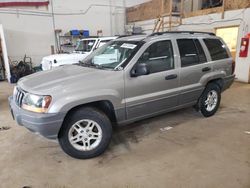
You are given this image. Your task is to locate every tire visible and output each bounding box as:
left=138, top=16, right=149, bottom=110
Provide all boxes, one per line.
left=199, top=83, right=221, bottom=117
left=58, top=107, right=112, bottom=159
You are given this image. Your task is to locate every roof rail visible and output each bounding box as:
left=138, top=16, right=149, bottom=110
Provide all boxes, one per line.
left=149, top=31, right=216, bottom=37
left=116, top=33, right=147, bottom=38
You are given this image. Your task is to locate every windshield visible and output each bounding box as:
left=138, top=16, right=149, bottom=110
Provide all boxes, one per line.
left=82, top=40, right=141, bottom=70
left=75, top=39, right=96, bottom=52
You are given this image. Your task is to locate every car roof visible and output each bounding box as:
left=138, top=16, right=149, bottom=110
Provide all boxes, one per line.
left=116, top=31, right=218, bottom=42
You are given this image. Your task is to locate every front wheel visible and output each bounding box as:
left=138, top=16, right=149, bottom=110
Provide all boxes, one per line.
left=58, top=107, right=112, bottom=159
left=199, top=83, right=221, bottom=117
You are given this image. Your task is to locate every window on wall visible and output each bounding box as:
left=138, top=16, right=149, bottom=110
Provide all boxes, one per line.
left=177, top=39, right=207, bottom=67
left=203, top=38, right=229, bottom=61
left=138, top=40, right=174, bottom=74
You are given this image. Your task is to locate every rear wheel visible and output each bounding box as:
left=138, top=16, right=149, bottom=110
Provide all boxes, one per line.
left=199, top=83, right=221, bottom=117
left=58, top=107, right=112, bottom=159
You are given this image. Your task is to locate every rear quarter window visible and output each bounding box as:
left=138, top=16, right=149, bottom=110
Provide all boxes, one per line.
left=203, top=38, right=229, bottom=61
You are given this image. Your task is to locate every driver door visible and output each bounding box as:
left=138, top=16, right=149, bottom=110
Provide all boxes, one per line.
left=124, top=39, right=179, bottom=120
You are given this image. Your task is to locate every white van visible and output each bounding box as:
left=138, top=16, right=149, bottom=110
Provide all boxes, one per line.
left=41, top=36, right=118, bottom=70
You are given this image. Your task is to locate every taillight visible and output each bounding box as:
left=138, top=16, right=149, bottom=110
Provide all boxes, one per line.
left=232, top=60, right=235, bottom=74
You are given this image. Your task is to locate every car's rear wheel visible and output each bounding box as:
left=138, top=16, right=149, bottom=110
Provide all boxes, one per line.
left=199, top=83, right=221, bottom=117
left=58, top=107, right=112, bottom=159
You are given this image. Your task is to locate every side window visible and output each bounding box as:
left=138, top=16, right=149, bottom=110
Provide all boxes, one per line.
left=177, top=39, right=199, bottom=67
left=177, top=39, right=207, bottom=67
left=194, top=39, right=207, bottom=63
left=138, top=40, right=174, bottom=74
left=203, top=38, right=229, bottom=60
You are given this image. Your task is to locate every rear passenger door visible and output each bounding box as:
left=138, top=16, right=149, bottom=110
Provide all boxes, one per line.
left=203, top=38, right=232, bottom=76
left=177, top=38, right=211, bottom=104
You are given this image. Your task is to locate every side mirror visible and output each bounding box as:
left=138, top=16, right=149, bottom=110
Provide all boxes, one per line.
left=131, top=63, right=150, bottom=77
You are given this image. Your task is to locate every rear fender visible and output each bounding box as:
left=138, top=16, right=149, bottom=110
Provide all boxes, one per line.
left=199, top=70, right=226, bottom=86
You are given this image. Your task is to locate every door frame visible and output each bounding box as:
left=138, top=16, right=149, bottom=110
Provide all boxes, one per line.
left=0, top=25, right=10, bottom=82
left=214, top=25, right=240, bottom=60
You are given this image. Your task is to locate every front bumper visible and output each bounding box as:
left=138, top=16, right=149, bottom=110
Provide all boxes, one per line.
left=9, top=96, right=66, bottom=139
left=222, top=74, right=235, bottom=92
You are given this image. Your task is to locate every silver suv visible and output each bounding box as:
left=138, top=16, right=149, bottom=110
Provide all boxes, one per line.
left=9, top=31, right=235, bottom=159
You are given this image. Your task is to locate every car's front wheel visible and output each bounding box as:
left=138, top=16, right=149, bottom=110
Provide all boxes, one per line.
left=58, top=107, right=112, bottom=159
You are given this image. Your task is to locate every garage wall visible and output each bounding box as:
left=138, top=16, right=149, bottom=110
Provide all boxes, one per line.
left=0, top=0, right=149, bottom=66
left=129, top=9, right=248, bottom=34
left=0, top=6, right=54, bottom=66
left=125, top=0, right=151, bottom=7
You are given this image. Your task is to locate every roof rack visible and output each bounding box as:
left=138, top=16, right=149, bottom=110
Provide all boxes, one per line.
left=149, top=31, right=216, bottom=37
left=116, top=33, right=147, bottom=38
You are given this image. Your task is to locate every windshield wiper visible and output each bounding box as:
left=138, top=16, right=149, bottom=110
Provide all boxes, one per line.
left=93, top=64, right=106, bottom=69
left=78, top=61, right=92, bottom=67
left=78, top=61, right=104, bottom=69
left=78, top=61, right=114, bottom=70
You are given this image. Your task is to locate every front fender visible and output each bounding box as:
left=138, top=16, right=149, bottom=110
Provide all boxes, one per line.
left=48, top=89, right=124, bottom=113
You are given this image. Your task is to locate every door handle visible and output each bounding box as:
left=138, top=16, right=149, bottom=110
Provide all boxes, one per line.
left=165, top=74, right=177, bottom=80
left=202, top=67, right=211, bottom=72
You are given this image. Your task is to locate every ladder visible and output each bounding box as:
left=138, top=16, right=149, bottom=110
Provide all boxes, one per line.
left=153, top=0, right=184, bottom=33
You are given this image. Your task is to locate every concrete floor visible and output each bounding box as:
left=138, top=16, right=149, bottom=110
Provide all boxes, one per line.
left=0, top=81, right=249, bottom=188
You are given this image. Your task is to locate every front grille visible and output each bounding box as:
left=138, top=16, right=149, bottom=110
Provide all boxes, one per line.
left=15, top=87, right=25, bottom=107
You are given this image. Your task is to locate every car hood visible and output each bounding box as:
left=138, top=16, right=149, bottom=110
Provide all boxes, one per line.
left=43, top=52, right=89, bottom=62
left=17, top=65, right=116, bottom=94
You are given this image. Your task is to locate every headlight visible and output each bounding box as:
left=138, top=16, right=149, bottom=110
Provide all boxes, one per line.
left=21, top=93, right=52, bottom=113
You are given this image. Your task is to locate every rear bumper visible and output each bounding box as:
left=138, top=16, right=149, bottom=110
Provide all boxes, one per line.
left=222, top=74, right=235, bottom=92
left=9, top=96, right=66, bottom=139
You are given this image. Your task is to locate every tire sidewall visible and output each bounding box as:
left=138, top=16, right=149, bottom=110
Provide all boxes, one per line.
left=58, top=107, right=112, bottom=159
